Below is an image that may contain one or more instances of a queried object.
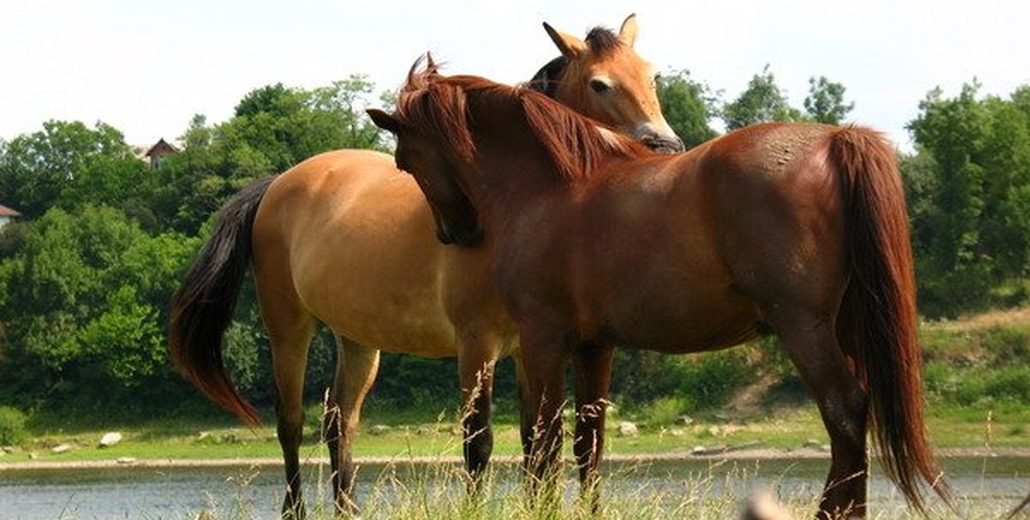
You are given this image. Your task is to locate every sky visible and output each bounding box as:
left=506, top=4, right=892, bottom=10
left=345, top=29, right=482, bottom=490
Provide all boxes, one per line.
left=1, top=0, right=1028, bottom=152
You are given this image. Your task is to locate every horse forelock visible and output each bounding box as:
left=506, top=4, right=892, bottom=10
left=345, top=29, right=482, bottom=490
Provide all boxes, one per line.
left=584, top=27, right=623, bottom=56
left=397, top=71, right=477, bottom=164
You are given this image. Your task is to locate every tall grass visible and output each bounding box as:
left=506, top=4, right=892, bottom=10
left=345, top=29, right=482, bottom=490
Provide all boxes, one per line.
left=180, top=451, right=1026, bottom=520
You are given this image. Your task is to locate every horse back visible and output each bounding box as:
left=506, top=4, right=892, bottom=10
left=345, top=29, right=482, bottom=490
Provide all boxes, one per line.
left=501, top=123, right=850, bottom=353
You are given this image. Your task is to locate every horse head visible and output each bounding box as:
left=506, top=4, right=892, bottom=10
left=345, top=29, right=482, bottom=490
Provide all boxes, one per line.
left=368, top=63, right=484, bottom=247
left=529, top=14, right=684, bottom=153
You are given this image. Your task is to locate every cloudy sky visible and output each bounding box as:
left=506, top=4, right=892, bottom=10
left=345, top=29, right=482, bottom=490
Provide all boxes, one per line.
left=1, top=0, right=1027, bottom=151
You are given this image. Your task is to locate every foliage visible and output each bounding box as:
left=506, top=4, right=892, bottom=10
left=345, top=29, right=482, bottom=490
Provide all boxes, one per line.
left=611, top=348, right=755, bottom=412
left=722, top=65, right=803, bottom=130
left=656, top=70, right=719, bottom=148
left=0, top=120, right=150, bottom=220
left=0, top=406, right=28, bottom=445
left=906, top=82, right=1030, bottom=317
left=153, top=75, right=390, bottom=234
left=0, top=206, right=198, bottom=403
left=803, top=76, right=854, bottom=125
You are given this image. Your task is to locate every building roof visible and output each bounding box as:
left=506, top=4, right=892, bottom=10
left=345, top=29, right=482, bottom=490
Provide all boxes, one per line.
left=0, top=204, right=21, bottom=217
left=144, top=138, right=179, bottom=158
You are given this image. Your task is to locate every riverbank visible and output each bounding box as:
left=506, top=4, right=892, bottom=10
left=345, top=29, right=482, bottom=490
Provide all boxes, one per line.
left=4, top=444, right=1029, bottom=471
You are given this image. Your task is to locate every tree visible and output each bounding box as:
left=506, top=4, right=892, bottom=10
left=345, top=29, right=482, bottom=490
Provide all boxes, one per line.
left=0, top=206, right=199, bottom=402
left=804, top=76, right=854, bottom=125
left=906, top=81, right=1030, bottom=316
left=154, top=75, right=390, bottom=234
left=0, top=121, right=144, bottom=220
left=656, top=70, right=719, bottom=149
left=722, top=65, right=802, bottom=131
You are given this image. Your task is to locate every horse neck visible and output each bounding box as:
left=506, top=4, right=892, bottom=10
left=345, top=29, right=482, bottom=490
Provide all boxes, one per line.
left=461, top=94, right=566, bottom=224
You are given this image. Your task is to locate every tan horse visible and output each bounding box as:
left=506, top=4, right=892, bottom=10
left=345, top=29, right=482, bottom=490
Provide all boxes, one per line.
left=367, top=66, right=953, bottom=519
left=169, top=15, right=681, bottom=519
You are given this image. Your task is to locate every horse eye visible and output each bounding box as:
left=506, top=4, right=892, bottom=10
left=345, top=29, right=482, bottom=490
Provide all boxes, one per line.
left=589, top=79, right=612, bottom=94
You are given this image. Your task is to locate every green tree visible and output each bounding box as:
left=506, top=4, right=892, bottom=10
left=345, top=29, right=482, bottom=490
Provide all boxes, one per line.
left=0, top=206, right=199, bottom=401
left=0, top=121, right=144, bottom=219
left=656, top=70, right=719, bottom=149
left=722, top=65, right=802, bottom=131
left=154, top=75, right=390, bottom=234
left=803, top=76, right=854, bottom=125
left=906, top=81, right=1030, bottom=316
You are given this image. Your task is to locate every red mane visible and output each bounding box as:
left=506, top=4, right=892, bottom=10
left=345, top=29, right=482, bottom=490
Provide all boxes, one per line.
left=394, top=64, right=651, bottom=182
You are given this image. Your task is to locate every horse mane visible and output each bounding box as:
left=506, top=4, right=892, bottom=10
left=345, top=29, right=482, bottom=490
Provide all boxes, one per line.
left=396, top=63, right=649, bottom=183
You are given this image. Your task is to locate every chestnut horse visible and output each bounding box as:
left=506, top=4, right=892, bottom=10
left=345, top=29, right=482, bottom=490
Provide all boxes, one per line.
left=169, top=15, right=681, bottom=519
left=367, top=66, right=953, bottom=519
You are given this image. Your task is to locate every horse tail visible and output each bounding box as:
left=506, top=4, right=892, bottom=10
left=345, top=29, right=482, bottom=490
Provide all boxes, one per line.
left=169, top=176, right=275, bottom=427
left=829, top=126, right=952, bottom=513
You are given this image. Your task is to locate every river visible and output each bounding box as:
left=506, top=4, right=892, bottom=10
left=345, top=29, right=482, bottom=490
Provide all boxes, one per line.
left=1, top=456, right=1027, bottom=519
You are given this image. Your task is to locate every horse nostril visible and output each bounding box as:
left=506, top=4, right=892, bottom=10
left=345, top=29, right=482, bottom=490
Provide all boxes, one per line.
left=643, top=135, right=685, bottom=154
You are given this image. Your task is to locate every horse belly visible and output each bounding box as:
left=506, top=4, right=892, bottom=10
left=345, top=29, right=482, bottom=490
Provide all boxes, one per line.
left=600, top=270, right=762, bottom=354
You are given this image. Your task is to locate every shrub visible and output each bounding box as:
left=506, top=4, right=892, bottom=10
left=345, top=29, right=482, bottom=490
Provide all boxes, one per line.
left=0, top=406, right=28, bottom=445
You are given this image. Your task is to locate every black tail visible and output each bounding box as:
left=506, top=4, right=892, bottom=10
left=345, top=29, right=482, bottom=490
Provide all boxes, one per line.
left=168, top=176, right=274, bottom=426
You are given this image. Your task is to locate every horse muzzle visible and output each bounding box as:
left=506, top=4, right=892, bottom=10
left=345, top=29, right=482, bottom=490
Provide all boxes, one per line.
left=437, top=224, right=485, bottom=247
left=643, top=134, right=685, bottom=154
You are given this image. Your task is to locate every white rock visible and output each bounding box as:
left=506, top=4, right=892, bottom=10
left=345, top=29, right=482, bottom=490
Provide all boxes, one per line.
left=51, top=443, right=73, bottom=454
left=99, top=432, right=123, bottom=448
left=617, top=421, right=638, bottom=437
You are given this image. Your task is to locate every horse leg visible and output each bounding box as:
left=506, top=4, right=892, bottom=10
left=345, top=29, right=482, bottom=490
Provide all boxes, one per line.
left=323, top=336, right=379, bottom=517
left=267, top=318, right=316, bottom=519
left=518, top=329, right=570, bottom=507
left=771, top=310, right=869, bottom=519
left=571, top=342, right=613, bottom=511
left=512, top=354, right=535, bottom=461
left=456, top=333, right=500, bottom=489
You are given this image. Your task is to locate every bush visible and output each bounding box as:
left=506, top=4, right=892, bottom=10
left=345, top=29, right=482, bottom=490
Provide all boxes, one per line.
left=0, top=406, right=28, bottom=445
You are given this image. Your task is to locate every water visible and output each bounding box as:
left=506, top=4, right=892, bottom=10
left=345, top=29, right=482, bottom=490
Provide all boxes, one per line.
left=0, top=457, right=1027, bottom=519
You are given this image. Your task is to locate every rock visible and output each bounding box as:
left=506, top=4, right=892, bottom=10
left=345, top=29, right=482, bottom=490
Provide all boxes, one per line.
left=691, top=445, right=708, bottom=455
left=99, top=432, right=123, bottom=448
left=369, top=424, right=391, bottom=435
left=678, top=415, right=694, bottom=425
left=117, top=457, right=138, bottom=465
left=51, top=443, right=73, bottom=454
left=617, top=421, right=638, bottom=437
left=2, top=446, right=14, bottom=454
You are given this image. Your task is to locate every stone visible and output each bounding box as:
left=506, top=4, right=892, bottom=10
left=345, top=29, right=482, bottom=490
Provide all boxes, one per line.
left=617, top=421, right=638, bottom=437
left=99, top=432, right=123, bottom=448
left=51, top=443, right=73, bottom=454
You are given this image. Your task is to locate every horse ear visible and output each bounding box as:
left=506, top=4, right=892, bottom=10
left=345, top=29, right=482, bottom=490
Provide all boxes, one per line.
left=619, top=13, right=638, bottom=47
left=425, top=52, right=439, bottom=74
left=366, top=109, right=401, bottom=134
left=543, top=22, right=587, bottom=58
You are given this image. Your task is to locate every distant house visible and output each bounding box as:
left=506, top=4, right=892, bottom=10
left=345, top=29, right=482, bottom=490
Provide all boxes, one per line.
left=0, top=204, right=21, bottom=228
left=143, top=138, right=179, bottom=169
